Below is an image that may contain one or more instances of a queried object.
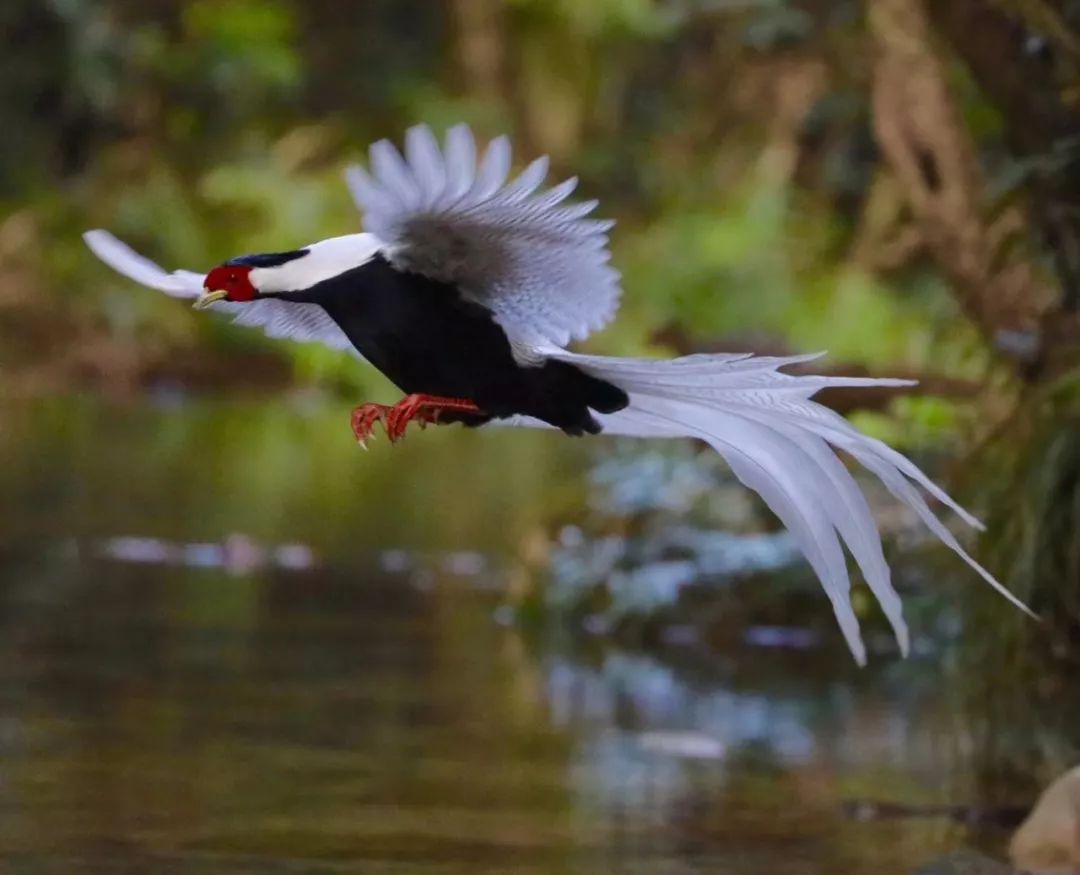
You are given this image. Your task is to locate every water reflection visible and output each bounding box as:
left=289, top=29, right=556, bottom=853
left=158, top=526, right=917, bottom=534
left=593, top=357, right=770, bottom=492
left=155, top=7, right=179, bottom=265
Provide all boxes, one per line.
left=0, top=397, right=1016, bottom=873
left=0, top=558, right=977, bottom=873
left=97, top=534, right=320, bottom=574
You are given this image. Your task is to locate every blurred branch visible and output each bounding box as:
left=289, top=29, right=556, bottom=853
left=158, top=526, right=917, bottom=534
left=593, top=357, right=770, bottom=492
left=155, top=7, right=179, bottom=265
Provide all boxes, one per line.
left=868, top=0, right=1070, bottom=381
left=925, top=0, right=1080, bottom=377
left=449, top=0, right=506, bottom=103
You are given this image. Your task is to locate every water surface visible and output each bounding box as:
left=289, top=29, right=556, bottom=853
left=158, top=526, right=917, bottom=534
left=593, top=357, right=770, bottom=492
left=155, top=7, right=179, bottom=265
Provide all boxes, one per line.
left=0, top=396, right=1019, bottom=873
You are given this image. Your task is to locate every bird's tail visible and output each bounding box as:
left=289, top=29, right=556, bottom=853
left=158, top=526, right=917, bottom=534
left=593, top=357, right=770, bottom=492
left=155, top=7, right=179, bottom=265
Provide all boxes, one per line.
left=538, top=348, right=1033, bottom=664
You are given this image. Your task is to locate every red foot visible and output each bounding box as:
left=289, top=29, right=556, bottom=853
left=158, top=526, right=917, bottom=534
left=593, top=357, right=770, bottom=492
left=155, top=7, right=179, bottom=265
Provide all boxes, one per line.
left=351, top=402, right=391, bottom=448
left=385, top=394, right=483, bottom=442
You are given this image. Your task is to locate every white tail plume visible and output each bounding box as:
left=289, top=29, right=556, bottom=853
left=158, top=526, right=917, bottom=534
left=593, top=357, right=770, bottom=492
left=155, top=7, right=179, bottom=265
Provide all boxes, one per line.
left=539, top=349, right=1035, bottom=664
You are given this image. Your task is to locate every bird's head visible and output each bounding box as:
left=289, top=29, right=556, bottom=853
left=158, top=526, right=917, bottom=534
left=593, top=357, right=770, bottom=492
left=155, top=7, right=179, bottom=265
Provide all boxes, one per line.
left=198, top=263, right=258, bottom=307
left=194, top=234, right=381, bottom=309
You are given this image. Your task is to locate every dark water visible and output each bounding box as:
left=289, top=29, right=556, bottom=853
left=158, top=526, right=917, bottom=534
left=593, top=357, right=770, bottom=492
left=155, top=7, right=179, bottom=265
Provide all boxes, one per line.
left=0, top=396, right=1018, bottom=873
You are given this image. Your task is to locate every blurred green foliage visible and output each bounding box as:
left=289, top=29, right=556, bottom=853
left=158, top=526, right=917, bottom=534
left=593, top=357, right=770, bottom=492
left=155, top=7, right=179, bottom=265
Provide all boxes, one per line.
left=1, top=0, right=996, bottom=403
left=0, top=0, right=1076, bottom=797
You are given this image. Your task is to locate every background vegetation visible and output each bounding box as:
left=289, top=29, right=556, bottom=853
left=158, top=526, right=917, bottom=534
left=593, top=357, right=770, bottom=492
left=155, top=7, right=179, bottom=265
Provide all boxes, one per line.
left=0, top=5, right=1075, bottom=574
left=3, top=0, right=1075, bottom=393
left=2, top=1, right=1080, bottom=859
left=1, top=0, right=1079, bottom=806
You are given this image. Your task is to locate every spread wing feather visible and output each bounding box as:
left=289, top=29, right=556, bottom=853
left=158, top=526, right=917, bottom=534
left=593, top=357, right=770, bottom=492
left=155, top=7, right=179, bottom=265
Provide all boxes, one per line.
left=345, top=124, right=621, bottom=347
left=82, top=231, right=360, bottom=356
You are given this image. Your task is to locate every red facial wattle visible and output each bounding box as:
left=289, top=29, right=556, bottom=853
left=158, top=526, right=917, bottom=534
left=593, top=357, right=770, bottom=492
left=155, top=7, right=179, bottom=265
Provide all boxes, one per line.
left=204, top=264, right=256, bottom=302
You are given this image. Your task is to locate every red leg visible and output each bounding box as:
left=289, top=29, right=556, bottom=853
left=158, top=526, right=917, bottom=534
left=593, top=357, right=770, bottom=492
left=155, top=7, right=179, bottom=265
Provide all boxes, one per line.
left=350, top=402, right=391, bottom=448
left=385, top=394, right=483, bottom=442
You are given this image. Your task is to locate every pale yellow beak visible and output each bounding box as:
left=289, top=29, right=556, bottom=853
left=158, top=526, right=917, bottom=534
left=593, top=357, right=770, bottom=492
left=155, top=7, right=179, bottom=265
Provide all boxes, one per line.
left=193, top=290, right=228, bottom=310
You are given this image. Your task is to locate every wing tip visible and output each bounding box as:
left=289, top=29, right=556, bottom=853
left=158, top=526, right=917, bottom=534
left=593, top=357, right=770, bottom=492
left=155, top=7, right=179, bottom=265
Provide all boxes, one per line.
left=406, top=122, right=436, bottom=140
left=82, top=228, right=116, bottom=255
left=446, top=123, right=477, bottom=151
left=82, top=227, right=131, bottom=270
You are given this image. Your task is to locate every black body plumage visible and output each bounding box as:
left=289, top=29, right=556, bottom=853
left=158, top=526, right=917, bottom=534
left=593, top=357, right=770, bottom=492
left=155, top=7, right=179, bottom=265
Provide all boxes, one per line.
left=227, top=250, right=309, bottom=269
left=275, top=256, right=628, bottom=434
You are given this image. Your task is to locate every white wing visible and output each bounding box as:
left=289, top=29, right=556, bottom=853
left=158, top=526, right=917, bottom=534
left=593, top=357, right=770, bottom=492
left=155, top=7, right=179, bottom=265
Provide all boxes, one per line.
left=83, top=231, right=360, bottom=356
left=345, top=124, right=620, bottom=347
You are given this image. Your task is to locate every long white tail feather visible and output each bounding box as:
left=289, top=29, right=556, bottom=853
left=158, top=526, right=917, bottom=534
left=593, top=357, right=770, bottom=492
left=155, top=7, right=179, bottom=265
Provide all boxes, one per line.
left=610, top=397, right=876, bottom=664
left=532, top=349, right=1033, bottom=663
left=745, top=415, right=908, bottom=653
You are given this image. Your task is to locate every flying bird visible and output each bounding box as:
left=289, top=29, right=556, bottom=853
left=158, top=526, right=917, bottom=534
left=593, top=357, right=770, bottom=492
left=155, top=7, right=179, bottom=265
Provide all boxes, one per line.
left=83, top=124, right=1031, bottom=663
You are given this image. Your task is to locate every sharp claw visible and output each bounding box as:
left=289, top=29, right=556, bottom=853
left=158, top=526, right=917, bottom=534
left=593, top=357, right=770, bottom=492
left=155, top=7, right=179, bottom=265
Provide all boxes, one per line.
left=362, top=395, right=478, bottom=445
left=352, top=403, right=394, bottom=449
